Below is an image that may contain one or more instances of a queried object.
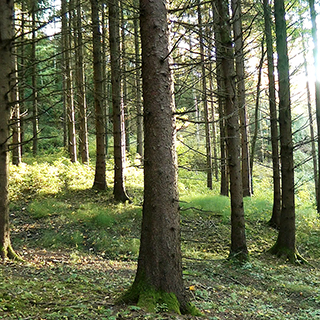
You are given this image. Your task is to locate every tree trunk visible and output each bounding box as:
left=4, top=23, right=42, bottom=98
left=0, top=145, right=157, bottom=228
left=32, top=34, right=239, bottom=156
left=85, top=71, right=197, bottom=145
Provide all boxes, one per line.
left=216, top=0, right=248, bottom=262
left=308, top=0, right=320, bottom=213
left=263, top=0, right=281, bottom=229
left=134, top=11, right=143, bottom=158
left=231, top=0, right=252, bottom=197
left=213, top=2, right=228, bottom=196
left=269, top=0, right=302, bottom=263
left=300, top=20, right=318, bottom=204
left=32, top=1, right=38, bottom=156
left=11, top=47, right=21, bottom=166
left=75, top=0, right=89, bottom=164
left=91, top=0, right=107, bottom=190
left=119, top=0, right=194, bottom=313
left=109, top=0, right=130, bottom=202
left=0, top=0, right=18, bottom=260
left=197, top=0, right=213, bottom=190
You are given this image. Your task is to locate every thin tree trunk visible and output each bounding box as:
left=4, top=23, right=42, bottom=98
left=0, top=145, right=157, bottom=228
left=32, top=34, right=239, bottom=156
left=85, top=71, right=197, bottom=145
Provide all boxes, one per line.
left=216, top=0, right=248, bottom=261
left=308, top=0, right=320, bottom=213
left=213, top=1, right=228, bottom=196
left=231, top=0, right=252, bottom=197
left=263, top=0, right=281, bottom=228
left=75, top=0, right=89, bottom=164
left=250, top=39, right=264, bottom=192
left=91, top=0, right=107, bottom=190
left=32, top=1, right=38, bottom=156
left=134, top=13, right=143, bottom=157
left=11, top=46, right=21, bottom=166
left=197, top=0, right=213, bottom=190
left=109, top=0, right=130, bottom=202
left=300, top=22, right=318, bottom=203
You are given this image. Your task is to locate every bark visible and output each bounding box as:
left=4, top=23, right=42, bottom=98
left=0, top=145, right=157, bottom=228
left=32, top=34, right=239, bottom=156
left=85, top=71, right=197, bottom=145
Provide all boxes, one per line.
left=109, top=0, right=130, bottom=202
left=213, top=2, right=228, bottom=196
left=263, top=0, right=281, bottom=229
left=308, top=0, right=320, bottom=213
left=134, top=12, right=143, bottom=157
left=250, top=39, right=264, bottom=179
left=31, top=1, right=38, bottom=156
left=269, top=0, right=301, bottom=263
left=0, top=0, right=18, bottom=260
left=231, top=0, right=252, bottom=197
left=75, top=0, right=89, bottom=164
left=62, top=0, right=77, bottom=162
left=11, top=48, right=21, bottom=166
left=216, top=0, right=248, bottom=261
left=197, top=0, right=213, bottom=190
left=119, top=0, right=193, bottom=313
left=91, top=0, right=107, bottom=190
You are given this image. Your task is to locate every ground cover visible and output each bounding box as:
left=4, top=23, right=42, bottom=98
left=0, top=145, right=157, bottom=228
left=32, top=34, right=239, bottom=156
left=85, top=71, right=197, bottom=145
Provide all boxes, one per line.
left=1, top=156, right=320, bottom=319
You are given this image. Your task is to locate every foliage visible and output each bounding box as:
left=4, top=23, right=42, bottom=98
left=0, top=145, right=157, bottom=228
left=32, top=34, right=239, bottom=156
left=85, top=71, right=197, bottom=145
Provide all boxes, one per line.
left=3, top=154, right=320, bottom=319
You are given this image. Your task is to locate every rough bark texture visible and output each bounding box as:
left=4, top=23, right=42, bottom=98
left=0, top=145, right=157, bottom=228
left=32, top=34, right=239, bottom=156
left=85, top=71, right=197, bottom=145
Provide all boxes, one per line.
left=263, top=0, right=281, bottom=229
left=119, top=0, right=192, bottom=313
left=91, top=0, right=107, bottom=190
left=231, top=0, right=252, bottom=197
left=308, top=0, right=320, bottom=213
left=0, top=0, right=18, bottom=260
left=216, top=0, right=248, bottom=261
left=270, top=0, right=300, bottom=263
left=109, top=0, right=130, bottom=202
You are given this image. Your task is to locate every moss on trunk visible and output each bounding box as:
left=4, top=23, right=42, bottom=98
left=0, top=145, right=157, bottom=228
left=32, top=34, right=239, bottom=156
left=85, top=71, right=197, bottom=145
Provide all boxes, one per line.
left=269, top=243, right=307, bottom=265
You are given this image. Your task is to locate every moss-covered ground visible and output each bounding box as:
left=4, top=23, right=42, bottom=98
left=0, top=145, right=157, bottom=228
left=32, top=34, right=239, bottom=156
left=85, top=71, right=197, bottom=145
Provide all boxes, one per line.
left=1, top=154, right=320, bottom=319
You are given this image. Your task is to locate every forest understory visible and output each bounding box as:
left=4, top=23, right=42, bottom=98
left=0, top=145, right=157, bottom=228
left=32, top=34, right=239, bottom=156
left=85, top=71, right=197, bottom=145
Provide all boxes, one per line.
left=1, top=156, right=320, bottom=319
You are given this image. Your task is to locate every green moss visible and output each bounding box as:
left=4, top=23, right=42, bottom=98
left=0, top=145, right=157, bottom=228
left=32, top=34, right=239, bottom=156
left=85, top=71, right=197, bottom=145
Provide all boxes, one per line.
left=269, top=243, right=308, bottom=265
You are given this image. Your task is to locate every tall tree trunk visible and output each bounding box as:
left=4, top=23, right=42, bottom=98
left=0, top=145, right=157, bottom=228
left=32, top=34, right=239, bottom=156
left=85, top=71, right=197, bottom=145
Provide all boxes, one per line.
left=250, top=39, right=264, bottom=181
left=197, top=0, right=213, bottom=189
left=0, top=0, right=18, bottom=260
left=62, top=0, right=77, bottom=162
left=263, top=0, right=281, bottom=229
left=109, top=0, right=130, bottom=202
left=91, top=0, right=107, bottom=190
left=11, top=46, right=21, bottom=165
left=213, top=2, right=228, bottom=196
left=134, top=12, right=143, bottom=157
left=300, top=21, right=318, bottom=204
left=216, top=0, right=248, bottom=261
left=231, top=0, right=252, bottom=197
left=75, top=0, right=89, bottom=164
left=269, top=0, right=302, bottom=263
left=31, top=1, right=38, bottom=156
left=308, top=0, right=320, bottom=213
left=119, top=0, right=193, bottom=313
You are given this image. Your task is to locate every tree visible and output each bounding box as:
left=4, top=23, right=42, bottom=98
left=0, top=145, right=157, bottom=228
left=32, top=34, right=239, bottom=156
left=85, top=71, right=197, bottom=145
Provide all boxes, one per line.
left=119, top=0, right=194, bottom=313
left=263, top=0, right=281, bottom=228
left=0, top=0, right=18, bottom=260
left=91, top=0, right=107, bottom=190
left=231, top=0, right=252, bottom=197
left=269, top=0, right=302, bottom=263
left=308, top=0, right=320, bottom=213
left=215, top=0, right=248, bottom=261
left=109, top=0, right=130, bottom=202
left=74, top=0, right=89, bottom=164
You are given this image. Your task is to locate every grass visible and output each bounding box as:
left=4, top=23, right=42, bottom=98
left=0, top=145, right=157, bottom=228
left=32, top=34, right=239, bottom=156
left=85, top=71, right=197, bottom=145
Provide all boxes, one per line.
left=2, top=153, right=320, bottom=319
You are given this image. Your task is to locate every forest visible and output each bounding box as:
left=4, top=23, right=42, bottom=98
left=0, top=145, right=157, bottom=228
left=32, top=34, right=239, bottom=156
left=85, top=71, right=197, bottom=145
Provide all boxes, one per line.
left=1, top=0, right=320, bottom=318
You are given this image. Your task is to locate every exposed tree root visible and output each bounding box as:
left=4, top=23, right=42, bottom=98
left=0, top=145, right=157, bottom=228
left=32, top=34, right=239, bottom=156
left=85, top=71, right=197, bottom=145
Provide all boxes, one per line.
left=269, top=244, right=308, bottom=265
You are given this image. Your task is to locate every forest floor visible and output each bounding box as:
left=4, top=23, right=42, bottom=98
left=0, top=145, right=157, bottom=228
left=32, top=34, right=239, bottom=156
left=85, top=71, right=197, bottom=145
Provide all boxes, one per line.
left=1, top=159, right=320, bottom=319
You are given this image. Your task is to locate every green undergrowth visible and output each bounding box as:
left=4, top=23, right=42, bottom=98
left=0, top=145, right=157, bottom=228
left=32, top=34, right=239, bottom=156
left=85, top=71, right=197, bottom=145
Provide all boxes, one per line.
left=2, top=154, right=320, bottom=319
